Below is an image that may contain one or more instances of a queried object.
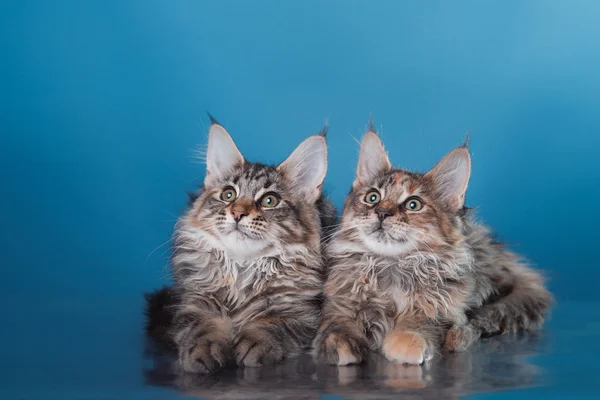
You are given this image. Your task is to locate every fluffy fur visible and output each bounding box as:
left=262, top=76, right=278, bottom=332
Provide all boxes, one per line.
left=314, top=129, right=552, bottom=366
left=146, top=121, right=335, bottom=373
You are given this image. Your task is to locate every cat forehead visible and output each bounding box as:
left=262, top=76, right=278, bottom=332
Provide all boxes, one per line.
left=231, top=163, right=284, bottom=191
left=373, top=169, right=424, bottom=191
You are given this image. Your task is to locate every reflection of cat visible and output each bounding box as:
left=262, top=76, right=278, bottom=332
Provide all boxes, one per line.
left=145, top=121, right=335, bottom=373
left=143, top=333, right=546, bottom=400
left=322, top=334, right=546, bottom=400
left=315, top=128, right=552, bottom=366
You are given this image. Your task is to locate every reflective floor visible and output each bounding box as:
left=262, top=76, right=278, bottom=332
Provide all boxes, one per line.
left=142, top=302, right=600, bottom=400
left=145, top=334, right=546, bottom=400
left=2, top=301, right=599, bottom=399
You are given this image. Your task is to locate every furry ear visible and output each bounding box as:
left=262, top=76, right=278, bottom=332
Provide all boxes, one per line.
left=354, top=131, right=391, bottom=186
left=277, top=135, right=327, bottom=203
left=205, top=123, right=245, bottom=186
left=425, top=147, right=471, bottom=210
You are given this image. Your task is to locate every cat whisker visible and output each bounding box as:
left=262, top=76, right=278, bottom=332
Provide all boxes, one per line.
left=264, top=230, right=292, bottom=249
left=321, top=224, right=362, bottom=243
left=146, top=238, right=174, bottom=263
left=163, top=210, right=181, bottom=221
left=321, top=222, right=367, bottom=246
left=404, top=236, right=444, bottom=276
left=410, top=237, right=442, bottom=266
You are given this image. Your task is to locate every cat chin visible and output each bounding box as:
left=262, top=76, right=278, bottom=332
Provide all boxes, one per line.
left=361, top=232, right=414, bottom=258
left=189, top=226, right=273, bottom=260
left=219, top=231, right=270, bottom=260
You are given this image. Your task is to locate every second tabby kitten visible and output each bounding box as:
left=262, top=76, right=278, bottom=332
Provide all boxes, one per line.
left=315, top=128, right=552, bottom=366
left=147, top=121, right=335, bottom=373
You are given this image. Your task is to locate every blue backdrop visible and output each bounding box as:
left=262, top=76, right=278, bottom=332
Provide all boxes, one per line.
left=1, top=1, right=599, bottom=398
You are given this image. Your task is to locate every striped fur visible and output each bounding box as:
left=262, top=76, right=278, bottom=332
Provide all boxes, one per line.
left=146, top=122, right=335, bottom=373
left=314, top=130, right=552, bottom=366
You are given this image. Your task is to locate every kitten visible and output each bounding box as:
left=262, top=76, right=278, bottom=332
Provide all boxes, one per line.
left=146, top=120, right=335, bottom=373
left=314, top=128, right=552, bottom=366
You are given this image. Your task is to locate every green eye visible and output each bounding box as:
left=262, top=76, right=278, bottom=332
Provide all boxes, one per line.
left=220, top=187, right=237, bottom=202
left=364, top=190, right=381, bottom=205
left=405, top=197, right=424, bottom=211
left=260, top=193, right=280, bottom=208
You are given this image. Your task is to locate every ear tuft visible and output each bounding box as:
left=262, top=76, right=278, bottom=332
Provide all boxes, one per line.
left=460, top=130, right=471, bottom=150
left=207, top=112, right=221, bottom=126
left=204, top=124, right=245, bottom=186
left=355, top=131, right=391, bottom=186
left=278, top=136, right=327, bottom=203
left=317, top=121, right=328, bottom=138
left=367, top=114, right=377, bottom=134
left=425, top=147, right=471, bottom=210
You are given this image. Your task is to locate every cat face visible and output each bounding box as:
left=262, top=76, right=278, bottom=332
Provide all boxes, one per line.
left=339, top=132, right=471, bottom=257
left=186, top=123, right=327, bottom=259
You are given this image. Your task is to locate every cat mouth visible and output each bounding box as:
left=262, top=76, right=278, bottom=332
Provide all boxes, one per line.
left=371, top=227, right=388, bottom=238
left=232, top=224, right=264, bottom=240
left=222, top=224, right=252, bottom=238
left=370, top=227, right=407, bottom=243
left=371, top=223, right=387, bottom=234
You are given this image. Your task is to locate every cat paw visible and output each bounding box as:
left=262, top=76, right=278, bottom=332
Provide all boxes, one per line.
left=179, top=336, right=231, bottom=374
left=444, top=325, right=478, bottom=352
left=382, top=331, right=429, bottom=365
left=316, top=331, right=368, bottom=366
left=233, top=329, right=285, bottom=367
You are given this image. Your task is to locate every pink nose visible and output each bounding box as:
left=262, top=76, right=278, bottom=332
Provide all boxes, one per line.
left=232, top=209, right=248, bottom=222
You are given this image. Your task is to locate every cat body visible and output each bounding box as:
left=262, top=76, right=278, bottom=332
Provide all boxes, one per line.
left=315, top=130, right=552, bottom=366
left=146, top=121, right=335, bottom=373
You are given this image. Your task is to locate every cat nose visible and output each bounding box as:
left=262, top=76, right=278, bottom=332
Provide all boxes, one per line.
left=232, top=208, right=248, bottom=222
left=376, top=208, right=393, bottom=222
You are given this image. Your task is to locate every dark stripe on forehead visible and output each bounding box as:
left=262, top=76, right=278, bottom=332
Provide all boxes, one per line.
left=229, top=162, right=286, bottom=195
left=242, top=163, right=273, bottom=181
left=384, top=169, right=425, bottom=186
left=386, top=173, right=395, bottom=186
left=372, top=170, right=397, bottom=188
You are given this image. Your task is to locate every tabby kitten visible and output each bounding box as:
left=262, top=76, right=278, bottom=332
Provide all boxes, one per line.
left=314, top=128, right=552, bottom=366
left=147, top=121, right=335, bottom=373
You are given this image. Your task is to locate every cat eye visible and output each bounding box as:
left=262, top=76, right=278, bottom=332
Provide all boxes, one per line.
left=404, top=196, right=424, bottom=212
left=260, top=193, right=281, bottom=208
left=220, top=186, right=237, bottom=202
left=364, top=190, right=381, bottom=205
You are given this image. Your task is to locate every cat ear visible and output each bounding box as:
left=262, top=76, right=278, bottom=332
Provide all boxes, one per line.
left=205, top=123, right=245, bottom=186
left=354, top=131, right=391, bottom=186
left=277, top=135, right=327, bottom=203
left=425, top=147, right=471, bottom=210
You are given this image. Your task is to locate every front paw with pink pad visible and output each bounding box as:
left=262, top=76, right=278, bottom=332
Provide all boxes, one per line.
left=382, top=331, right=430, bottom=365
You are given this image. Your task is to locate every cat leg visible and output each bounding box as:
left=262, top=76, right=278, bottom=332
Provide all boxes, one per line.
left=173, top=300, right=233, bottom=373
left=382, top=316, right=444, bottom=365
left=314, top=315, right=370, bottom=366
left=443, top=323, right=480, bottom=352
left=233, top=290, right=321, bottom=367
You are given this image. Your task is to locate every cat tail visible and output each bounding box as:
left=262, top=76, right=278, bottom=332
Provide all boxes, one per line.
left=471, top=266, right=553, bottom=336
left=144, top=286, right=178, bottom=350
